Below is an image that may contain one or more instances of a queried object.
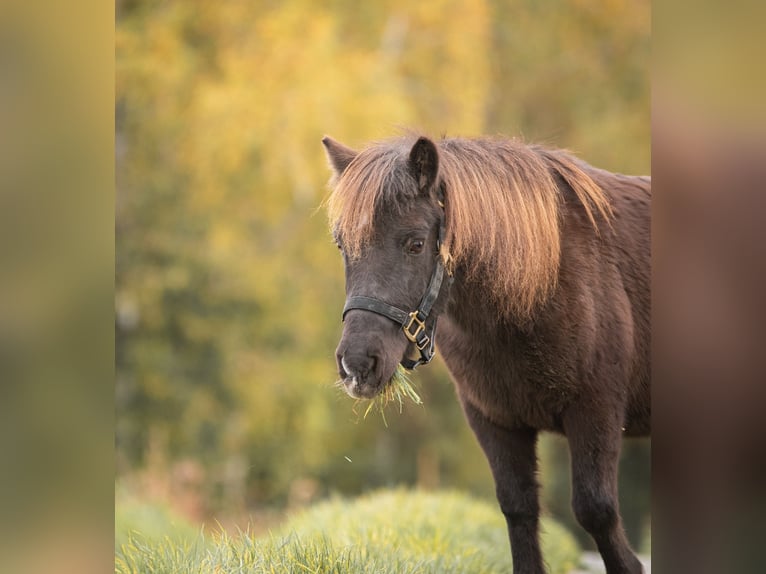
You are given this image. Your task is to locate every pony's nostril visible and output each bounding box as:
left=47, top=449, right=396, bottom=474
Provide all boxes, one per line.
left=340, top=353, right=377, bottom=381
left=341, top=356, right=353, bottom=377
left=369, top=354, right=379, bottom=376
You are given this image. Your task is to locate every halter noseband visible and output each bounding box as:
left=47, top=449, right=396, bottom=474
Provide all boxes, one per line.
left=341, top=209, right=453, bottom=371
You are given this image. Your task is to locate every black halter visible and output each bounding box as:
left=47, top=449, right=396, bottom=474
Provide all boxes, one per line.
left=341, top=212, right=453, bottom=370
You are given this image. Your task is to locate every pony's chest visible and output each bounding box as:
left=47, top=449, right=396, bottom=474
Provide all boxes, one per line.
left=438, top=322, right=578, bottom=431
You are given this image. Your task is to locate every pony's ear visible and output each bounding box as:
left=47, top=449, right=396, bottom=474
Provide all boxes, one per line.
left=409, top=136, right=440, bottom=193
left=322, top=136, right=357, bottom=177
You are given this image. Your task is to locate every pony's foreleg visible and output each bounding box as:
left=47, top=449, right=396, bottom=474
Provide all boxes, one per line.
left=563, top=405, right=643, bottom=574
left=463, top=401, right=544, bottom=574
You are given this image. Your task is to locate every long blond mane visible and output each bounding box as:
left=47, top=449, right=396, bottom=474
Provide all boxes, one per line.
left=326, top=135, right=612, bottom=319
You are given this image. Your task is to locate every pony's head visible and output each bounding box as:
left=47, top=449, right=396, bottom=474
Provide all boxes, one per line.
left=322, top=135, right=451, bottom=399
left=322, top=132, right=613, bottom=399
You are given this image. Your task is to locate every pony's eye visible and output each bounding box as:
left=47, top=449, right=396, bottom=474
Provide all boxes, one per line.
left=407, top=239, right=425, bottom=255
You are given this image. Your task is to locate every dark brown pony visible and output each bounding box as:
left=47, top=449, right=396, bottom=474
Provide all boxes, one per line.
left=322, top=133, right=650, bottom=574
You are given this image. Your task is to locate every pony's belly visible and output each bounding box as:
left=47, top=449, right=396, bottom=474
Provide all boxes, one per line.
left=623, top=393, right=651, bottom=436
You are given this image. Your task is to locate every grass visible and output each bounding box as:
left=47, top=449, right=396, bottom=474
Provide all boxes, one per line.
left=116, top=488, right=580, bottom=574
left=357, top=365, right=423, bottom=425
left=115, top=485, right=200, bottom=552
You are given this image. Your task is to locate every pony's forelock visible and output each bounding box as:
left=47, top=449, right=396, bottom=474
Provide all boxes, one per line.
left=325, top=139, right=414, bottom=256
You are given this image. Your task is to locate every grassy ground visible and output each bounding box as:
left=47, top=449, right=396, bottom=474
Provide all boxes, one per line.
left=115, top=485, right=201, bottom=552
left=116, top=488, right=580, bottom=574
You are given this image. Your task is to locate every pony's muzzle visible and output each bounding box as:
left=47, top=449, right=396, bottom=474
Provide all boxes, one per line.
left=336, top=310, right=409, bottom=398
left=338, top=353, right=378, bottom=381
left=336, top=350, right=380, bottom=399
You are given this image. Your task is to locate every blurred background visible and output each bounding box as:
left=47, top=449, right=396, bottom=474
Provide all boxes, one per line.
left=115, top=0, right=650, bottom=552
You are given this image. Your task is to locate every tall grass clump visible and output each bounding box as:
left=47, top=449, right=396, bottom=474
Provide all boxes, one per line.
left=116, top=488, right=580, bottom=574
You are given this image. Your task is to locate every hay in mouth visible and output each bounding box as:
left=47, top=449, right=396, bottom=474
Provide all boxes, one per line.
left=351, top=364, right=423, bottom=426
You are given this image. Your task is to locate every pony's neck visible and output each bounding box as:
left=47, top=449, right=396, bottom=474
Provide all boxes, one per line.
left=444, top=267, right=531, bottom=337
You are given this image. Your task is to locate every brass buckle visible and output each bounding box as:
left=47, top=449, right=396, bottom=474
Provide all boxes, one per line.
left=403, top=311, right=427, bottom=346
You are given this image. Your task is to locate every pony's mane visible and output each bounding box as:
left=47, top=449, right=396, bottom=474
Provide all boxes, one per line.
left=326, top=135, right=612, bottom=319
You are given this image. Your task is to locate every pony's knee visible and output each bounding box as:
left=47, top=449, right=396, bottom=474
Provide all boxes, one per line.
left=572, top=493, right=618, bottom=534
left=496, top=482, right=539, bottom=523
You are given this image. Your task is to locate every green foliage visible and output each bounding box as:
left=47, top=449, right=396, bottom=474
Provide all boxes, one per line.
left=116, top=489, right=580, bottom=574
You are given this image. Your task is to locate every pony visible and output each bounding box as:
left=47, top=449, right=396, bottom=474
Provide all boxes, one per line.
left=322, top=133, right=650, bottom=574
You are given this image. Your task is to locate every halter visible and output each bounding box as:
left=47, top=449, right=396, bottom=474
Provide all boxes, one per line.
left=341, top=207, right=453, bottom=370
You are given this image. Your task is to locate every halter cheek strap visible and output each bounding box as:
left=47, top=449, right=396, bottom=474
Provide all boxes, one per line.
left=341, top=215, right=452, bottom=370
